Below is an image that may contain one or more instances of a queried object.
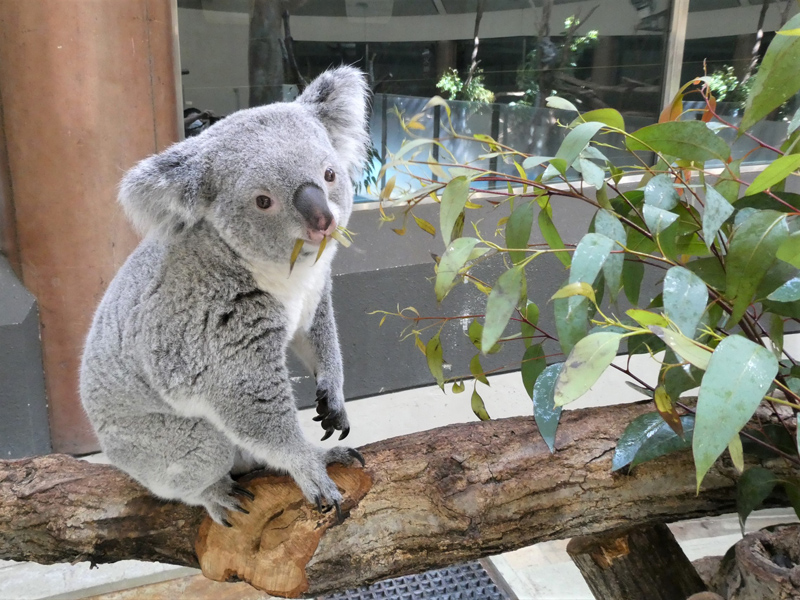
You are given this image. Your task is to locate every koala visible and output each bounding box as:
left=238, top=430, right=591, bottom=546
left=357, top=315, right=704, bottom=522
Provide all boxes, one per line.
left=80, top=67, right=369, bottom=526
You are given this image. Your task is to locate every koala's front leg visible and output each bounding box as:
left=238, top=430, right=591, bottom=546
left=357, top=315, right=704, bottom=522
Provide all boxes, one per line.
left=292, top=282, right=350, bottom=441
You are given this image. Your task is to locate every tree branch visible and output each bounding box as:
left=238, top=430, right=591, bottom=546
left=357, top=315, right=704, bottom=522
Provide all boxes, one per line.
left=0, top=401, right=793, bottom=598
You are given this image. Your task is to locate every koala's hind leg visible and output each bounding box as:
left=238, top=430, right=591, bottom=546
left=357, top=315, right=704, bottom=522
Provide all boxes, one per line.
left=99, top=413, right=246, bottom=525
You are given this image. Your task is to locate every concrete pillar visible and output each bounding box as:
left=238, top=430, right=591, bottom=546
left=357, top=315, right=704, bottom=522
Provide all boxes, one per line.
left=0, top=0, right=180, bottom=453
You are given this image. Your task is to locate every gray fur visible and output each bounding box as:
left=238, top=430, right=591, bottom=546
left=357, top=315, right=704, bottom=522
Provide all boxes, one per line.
left=81, top=67, right=369, bottom=524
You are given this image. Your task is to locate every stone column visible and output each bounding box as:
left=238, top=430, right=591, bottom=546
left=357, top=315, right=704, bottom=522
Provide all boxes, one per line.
left=0, top=0, right=180, bottom=453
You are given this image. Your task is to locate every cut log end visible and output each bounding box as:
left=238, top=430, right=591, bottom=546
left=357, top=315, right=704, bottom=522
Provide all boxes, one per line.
left=195, top=465, right=373, bottom=598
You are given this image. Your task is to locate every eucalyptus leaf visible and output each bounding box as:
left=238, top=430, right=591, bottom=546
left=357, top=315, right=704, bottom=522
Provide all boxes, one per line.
left=471, top=388, right=491, bottom=421
left=737, top=467, right=778, bottom=533
left=555, top=122, right=605, bottom=170
left=506, top=201, right=534, bottom=264
left=663, top=266, right=708, bottom=338
left=643, top=205, right=679, bottom=236
left=630, top=416, right=695, bottom=469
left=538, top=208, right=571, bottom=268
left=522, top=155, right=555, bottom=170
left=435, top=237, right=481, bottom=302
left=623, top=258, right=645, bottom=305
left=767, top=275, right=800, bottom=302
left=482, top=266, right=524, bottom=352
left=579, top=158, right=606, bottom=189
left=470, top=353, right=490, bottom=385
left=644, top=174, right=680, bottom=210
left=626, top=121, right=731, bottom=163
left=740, top=13, right=800, bottom=132
left=532, top=363, right=564, bottom=453
left=777, top=232, right=800, bottom=268
left=440, top=176, right=470, bottom=245
left=572, top=108, right=625, bottom=130
left=570, top=233, right=615, bottom=285
left=521, top=300, right=540, bottom=348
left=694, top=335, right=779, bottom=490
left=554, top=296, right=589, bottom=356
left=745, top=154, right=800, bottom=196
left=702, top=185, right=734, bottom=250
left=594, top=210, right=626, bottom=300
left=521, top=344, right=546, bottom=398
left=426, top=333, right=445, bottom=390
left=554, top=332, right=623, bottom=406
left=649, top=326, right=712, bottom=370
left=726, top=210, right=789, bottom=325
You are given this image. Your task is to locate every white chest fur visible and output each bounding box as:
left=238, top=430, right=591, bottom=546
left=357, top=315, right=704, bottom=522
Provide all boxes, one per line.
left=245, top=247, right=336, bottom=340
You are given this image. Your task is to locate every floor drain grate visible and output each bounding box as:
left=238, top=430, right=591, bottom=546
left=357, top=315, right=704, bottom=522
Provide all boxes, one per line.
left=320, top=560, right=510, bottom=600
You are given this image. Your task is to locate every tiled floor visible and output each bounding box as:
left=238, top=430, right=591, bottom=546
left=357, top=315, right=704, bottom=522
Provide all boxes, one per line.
left=3, top=336, right=798, bottom=599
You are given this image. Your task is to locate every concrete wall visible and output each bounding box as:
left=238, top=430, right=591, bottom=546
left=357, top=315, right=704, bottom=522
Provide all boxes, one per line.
left=0, top=256, right=50, bottom=458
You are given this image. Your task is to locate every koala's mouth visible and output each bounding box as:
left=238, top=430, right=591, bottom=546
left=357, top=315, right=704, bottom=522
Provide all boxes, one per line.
left=304, top=220, right=337, bottom=245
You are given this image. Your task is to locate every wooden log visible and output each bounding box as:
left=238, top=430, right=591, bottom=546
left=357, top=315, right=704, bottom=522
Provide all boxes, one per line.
left=0, top=401, right=793, bottom=598
left=566, top=523, right=707, bottom=599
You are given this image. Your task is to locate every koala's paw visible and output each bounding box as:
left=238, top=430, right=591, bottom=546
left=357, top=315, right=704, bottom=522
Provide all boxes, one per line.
left=200, top=476, right=254, bottom=527
left=312, top=387, right=350, bottom=441
left=293, top=462, right=344, bottom=520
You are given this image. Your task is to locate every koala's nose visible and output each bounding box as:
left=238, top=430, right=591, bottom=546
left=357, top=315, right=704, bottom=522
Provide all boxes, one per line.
left=293, top=183, right=336, bottom=239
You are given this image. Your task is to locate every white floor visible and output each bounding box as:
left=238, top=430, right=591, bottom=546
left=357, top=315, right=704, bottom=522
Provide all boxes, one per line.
left=2, top=335, right=798, bottom=599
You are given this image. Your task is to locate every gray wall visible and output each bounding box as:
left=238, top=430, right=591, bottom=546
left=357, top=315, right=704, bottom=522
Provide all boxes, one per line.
left=0, top=256, right=50, bottom=458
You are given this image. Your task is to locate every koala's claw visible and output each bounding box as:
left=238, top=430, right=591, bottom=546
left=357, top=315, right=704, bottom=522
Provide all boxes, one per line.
left=222, top=518, right=233, bottom=528
left=339, top=426, right=350, bottom=440
left=315, top=495, right=323, bottom=513
left=321, top=428, right=334, bottom=441
left=233, top=503, right=250, bottom=514
left=231, top=484, right=255, bottom=501
left=334, top=500, right=342, bottom=523
left=347, top=447, right=365, bottom=467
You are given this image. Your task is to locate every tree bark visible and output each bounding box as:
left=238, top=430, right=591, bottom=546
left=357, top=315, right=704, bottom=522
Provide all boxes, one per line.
left=0, top=401, right=794, bottom=598
left=463, top=0, right=485, bottom=92
left=567, top=523, right=707, bottom=599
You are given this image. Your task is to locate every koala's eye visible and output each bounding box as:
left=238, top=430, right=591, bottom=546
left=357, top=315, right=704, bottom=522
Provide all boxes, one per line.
left=255, top=195, right=272, bottom=210
left=324, top=167, right=336, bottom=183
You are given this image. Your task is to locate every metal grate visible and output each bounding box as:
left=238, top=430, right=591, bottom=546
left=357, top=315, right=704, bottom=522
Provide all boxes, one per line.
left=320, top=561, right=510, bottom=600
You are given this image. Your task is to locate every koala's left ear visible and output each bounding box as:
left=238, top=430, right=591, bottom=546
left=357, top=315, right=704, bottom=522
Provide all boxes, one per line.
left=297, top=66, right=370, bottom=179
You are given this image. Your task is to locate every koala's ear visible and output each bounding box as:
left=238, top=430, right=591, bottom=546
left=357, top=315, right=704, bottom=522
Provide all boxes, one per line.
left=297, top=66, right=370, bottom=178
left=119, top=139, right=209, bottom=236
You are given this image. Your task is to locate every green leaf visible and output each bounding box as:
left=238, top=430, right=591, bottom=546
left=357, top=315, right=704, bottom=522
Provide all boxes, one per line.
left=551, top=281, right=596, bottom=304
left=643, top=205, right=679, bottom=236
left=614, top=413, right=693, bottom=471
left=630, top=415, right=695, bottom=469
left=555, top=122, right=605, bottom=171
left=623, top=259, right=645, bottom=305
left=685, top=257, right=727, bottom=291
left=702, top=186, right=734, bottom=250
left=482, top=266, right=524, bottom=352
left=538, top=208, right=571, bottom=268
left=735, top=192, right=800, bottom=213
left=451, top=380, right=466, bottom=394
left=521, top=300, right=539, bottom=348
left=546, top=96, right=579, bottom=113
left=554, top=332, right=623, bottom=406
left=594, top=210, right=626, bottom=300
left=784, top=478, right=800, bottom=521
left=694, top=336, right=779, bottom=490
left=626, top=121, right=731, bottom=163
left=737, top=467, right=778, bottom=533
left=572, top=108, right=625, bottom=130
left=468, top=320, right=483, bottom=349
left=768, top=312, right=785, bottom=360
left=626, top=309, right=668, bottom=328
left=661, top=350, right=701, bottom=401
left=470, top=353, right=490, bottom=385
left=740, top=13, right=800, bottom=132
left=663, top=266, right=708, bottom=338
left=649, top=326, right=712, bottom=370
left=578, top=158, right=606, bottom=189
left=654, top=385, right=683, bottom=437
left=745, top=154, right=800, bottom=196
left=726, top=211, right=790, bottom=325
left=715, top=159, right=742, bottom=203
left=570, top=233, right=615, bottom=285
left=777, top=232, right=800, bottom=268
left=767, top=275, right=800, bottom=302
left=440, top=176, right=470, bottom=245
left=471, top=388, right=491, bottom=421
left=644, top=174, right=679, bottom=210
left=729, top=433, right=745, bottom=474
left=532, top=363, right=564, bottom=453
left=435, top=237, right=481, bottom=302
left=506, top=201, right=534, bottom=264
left=521, top=155, right=555, bottom=170
left=554, top=296, right=589, bottom=356
left=426, top=333, right=445, bottom=391
left=521, top=344, right=546, bottom=398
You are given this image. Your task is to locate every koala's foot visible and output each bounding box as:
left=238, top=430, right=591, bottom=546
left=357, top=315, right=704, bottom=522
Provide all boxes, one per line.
left=313, top=387, right=350, bottom=441
left=200, top=476, right=254, bottom=526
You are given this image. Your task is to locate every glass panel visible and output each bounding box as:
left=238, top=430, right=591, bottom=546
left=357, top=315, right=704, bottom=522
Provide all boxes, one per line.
left=177, top=0, right=673, bottom=199
left=681, top=0, right=800, bottom=164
